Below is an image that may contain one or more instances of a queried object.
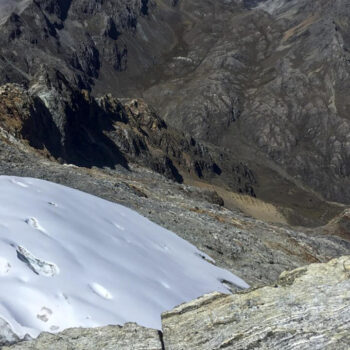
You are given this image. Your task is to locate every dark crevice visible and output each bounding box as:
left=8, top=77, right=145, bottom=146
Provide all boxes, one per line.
left=158, top=330, right=166, bottom=350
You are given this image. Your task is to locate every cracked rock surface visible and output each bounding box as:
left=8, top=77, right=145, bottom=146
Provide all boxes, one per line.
left=3, top=323, right=163, bottom=350
left=162, top=256, right=350, bottom=350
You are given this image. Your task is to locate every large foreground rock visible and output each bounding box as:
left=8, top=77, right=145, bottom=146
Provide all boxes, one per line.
left=3, top=323, right=162, bottom=350
left=162, top=256, right=350, bottom=349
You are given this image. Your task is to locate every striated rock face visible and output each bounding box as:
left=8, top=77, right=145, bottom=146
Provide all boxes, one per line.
left=162, top=256, right=350, bottom=350
left=3, top=323, right=163, bottom=350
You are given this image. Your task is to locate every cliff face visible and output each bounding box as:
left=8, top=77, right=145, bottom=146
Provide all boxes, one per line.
left=4, top=256, right=350, bottom=349
left=0, top=82, right=257, bottom=192
left=0, top=0, right=177, bottom=90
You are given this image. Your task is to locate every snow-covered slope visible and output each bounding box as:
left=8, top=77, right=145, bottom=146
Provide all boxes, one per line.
left=0, top=176, right=248, bottom=340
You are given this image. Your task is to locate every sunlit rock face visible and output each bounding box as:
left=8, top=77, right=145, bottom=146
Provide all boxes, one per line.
left=162, top=256, right=350, bottom=350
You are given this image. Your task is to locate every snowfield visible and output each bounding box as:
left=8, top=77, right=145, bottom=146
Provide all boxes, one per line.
left=0, top=176, right=248, bottom=340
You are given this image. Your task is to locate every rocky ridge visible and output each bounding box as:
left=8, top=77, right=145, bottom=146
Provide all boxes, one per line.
left=161, top=256, right=350, bottom=350
left=2, top=323, right=163, bottom=350
left=0, top=81, right=257, bottom=193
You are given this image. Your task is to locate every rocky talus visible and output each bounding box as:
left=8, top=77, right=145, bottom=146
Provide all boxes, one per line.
left=4, top=256, right=350, bottom=349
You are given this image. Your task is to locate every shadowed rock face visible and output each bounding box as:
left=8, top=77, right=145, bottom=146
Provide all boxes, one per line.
left=0, top=82, right=259, bottom=192
left=1, top=80, right=345, bottom=226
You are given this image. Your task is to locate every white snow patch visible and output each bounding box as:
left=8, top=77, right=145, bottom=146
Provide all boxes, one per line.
left=89, top=283, right=113, bottom=300
left=25, top=217, right=47, bottom=234
left=113, top=223, right=125, bottom=231
left=0, top=176, right=248, bottom=340
left=174, top=56, right=193, bottom=63
left=10, top=179, right=28, bottom=188
left=257, top=0, right=294, bottom=14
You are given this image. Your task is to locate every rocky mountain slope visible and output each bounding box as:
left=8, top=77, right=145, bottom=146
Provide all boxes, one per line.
left=0, top=81, right=257, bottom=192
left=4, top=256, right=350, bottom=349
left=0, top=0, right=350, bottom=225
left=143, top=0, right=350, bottom=206
left=0, top=81, right=349, bottom=287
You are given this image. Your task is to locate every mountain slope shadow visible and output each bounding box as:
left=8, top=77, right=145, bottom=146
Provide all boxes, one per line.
left=61, top=89, right=129, bottom=169
left=0, top=79, right=128, bottom=169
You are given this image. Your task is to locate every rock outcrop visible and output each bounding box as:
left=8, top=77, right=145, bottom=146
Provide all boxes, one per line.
left=162, top=256, right=350, bottom=349
left=4, top=257, right=350, bottom=349
left=3, top=323, right=163, bottom=350
left=0, top=81, right=257, bottom=193
left=0, top=319, right=20, bottom=348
